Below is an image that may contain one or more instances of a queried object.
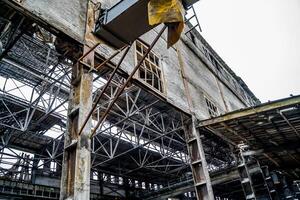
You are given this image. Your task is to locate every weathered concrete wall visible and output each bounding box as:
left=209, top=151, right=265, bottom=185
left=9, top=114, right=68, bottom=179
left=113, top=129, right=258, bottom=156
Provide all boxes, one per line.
left=178, top=39, right=227, bottom=118
left=137, top=24, right=251, bottom=119
left=140, top=26, right=190, bottom=113
left=7, top=0, right=88, bottom=42
left=221, top=81, right=246, bottom=111
left=35, top=175, right=61, bottom=188
left=7, top=0, right=257, bottom=119
left=34, top=176, right=126, bottom=197
left=92, top=0, right=255, bottom=119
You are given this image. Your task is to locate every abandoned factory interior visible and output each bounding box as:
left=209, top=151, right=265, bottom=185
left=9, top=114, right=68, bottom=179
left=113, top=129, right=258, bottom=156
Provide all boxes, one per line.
left=0, top=0, right=299, bottom=199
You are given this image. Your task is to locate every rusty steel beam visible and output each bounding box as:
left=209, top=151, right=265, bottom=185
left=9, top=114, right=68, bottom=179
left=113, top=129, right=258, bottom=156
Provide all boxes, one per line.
left=77, top=45, right=131, bottom=137
left=94, top=45, right=128, bottom=71
left=278, top=110, right=300, bottom=139
left=90, top=25, right=167, bottom=138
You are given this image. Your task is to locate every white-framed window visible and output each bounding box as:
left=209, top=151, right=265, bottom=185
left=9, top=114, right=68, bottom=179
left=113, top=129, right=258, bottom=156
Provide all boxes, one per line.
left=135, top=180, right=139, bottom=188
left=205, top=97, right=219, bottom=117
left=92, top=171, right=99, bottom=180
left=142, top=182, right=146, bottom=189
left=119, top=177, right=123, bottom=185
left=50, top=161, right=57, bottom=172
left=135, top=40, right=164, bottom=93
left=102, top=173, right=107, bottom=181
left=111, top=175, right=115, bottom=183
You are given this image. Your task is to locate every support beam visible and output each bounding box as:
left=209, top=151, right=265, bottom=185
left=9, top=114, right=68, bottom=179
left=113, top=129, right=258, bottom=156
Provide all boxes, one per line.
left=236, top=144, right=275, bottom=200
left=60, top=46, right=93, bottom=200
left=185, top=116, right=214, bottom=200
left=198, top=95, right=300, bottom=127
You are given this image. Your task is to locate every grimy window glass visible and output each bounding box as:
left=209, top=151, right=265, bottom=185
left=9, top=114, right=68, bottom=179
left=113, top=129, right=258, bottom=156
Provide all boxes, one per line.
left=135, top=40, right=164, bottom=93
left=205, top=97, right=219, bottom=117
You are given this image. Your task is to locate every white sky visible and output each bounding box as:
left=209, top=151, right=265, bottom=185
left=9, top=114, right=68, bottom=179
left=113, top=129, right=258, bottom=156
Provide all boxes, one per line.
left=194, top=0, right=300, bottom=102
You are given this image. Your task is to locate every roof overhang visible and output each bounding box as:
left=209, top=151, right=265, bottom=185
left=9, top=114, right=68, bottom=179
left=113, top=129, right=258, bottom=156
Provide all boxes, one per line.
left=198, top=95, right=300, bottom=178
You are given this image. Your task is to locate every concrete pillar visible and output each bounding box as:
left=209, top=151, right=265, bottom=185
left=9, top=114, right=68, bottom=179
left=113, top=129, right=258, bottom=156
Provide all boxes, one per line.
left=60, top=46, right=93, bottom=200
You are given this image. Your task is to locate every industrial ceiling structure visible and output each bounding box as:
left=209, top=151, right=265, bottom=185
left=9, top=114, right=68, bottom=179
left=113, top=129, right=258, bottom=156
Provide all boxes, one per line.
left=0, top=0, right=299, bottom=200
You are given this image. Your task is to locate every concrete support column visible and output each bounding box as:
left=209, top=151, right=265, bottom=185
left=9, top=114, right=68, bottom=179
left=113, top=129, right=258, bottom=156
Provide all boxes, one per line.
left=60, top=46, right=93, bottom=200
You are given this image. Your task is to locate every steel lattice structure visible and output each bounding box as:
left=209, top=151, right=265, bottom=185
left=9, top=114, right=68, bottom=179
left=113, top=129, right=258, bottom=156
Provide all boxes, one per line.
left=0, top=1, right=280, bottom=200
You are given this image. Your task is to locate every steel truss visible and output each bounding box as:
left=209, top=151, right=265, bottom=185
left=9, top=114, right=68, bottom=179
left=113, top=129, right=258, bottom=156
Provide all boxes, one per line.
left=0, top=5, right=238, bottom=199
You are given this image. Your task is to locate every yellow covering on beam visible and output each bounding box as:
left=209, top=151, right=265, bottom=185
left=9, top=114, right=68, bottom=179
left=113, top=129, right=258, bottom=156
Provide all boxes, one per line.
left=148, top=0, right=185, bottom=48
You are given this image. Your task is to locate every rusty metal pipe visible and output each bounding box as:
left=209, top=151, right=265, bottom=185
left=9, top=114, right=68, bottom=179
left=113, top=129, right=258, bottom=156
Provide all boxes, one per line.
left=77, top=45, right=131, bottom=136
left=90, top=25, right=167, bottom=138
left=94, top=45, right=127, bottom=71
left=77, top=42, right=100, bottom=62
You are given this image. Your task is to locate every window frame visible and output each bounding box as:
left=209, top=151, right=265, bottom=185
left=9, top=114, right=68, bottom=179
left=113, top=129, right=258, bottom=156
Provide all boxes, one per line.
left=134, top=40, right=165, bottom=94
left=204, top=96, right=219, bottom=118
left=50, top=161, right=57, bottom=172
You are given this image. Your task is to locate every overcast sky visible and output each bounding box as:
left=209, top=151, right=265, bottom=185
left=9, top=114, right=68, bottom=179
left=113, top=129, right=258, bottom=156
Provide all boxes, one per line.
left=193, top=0, right=300, bottom=102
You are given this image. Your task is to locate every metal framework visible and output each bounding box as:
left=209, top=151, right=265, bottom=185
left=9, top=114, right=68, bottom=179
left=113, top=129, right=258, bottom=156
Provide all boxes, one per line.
left=0, top=6, right=201, bottom=199
left=0, top=26, right=193, bottom=199
left=199, top=95, right=300, bottom=199
left=2, top=1, right=297, bottom=200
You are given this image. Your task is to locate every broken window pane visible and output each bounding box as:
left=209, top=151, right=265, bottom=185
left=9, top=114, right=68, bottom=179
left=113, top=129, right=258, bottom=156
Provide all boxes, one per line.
left=135, top=40, right=164, bottom=93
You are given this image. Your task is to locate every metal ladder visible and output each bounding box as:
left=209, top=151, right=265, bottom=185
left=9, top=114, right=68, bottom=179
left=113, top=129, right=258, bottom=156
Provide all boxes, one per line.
left=237, top=144, right=256, bottom=200
left=185, top=5, right=202, bottom=35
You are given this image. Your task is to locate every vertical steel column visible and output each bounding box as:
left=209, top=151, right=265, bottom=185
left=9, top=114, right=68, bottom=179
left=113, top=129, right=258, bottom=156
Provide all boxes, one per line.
left=60, top=45, right=93, bottom=200
left=31, top=154, right=39, bottom=184
left=98, top=171, right=104, bottom=196
left=237, top=144, right=257, bottom=200
left=237, top=145, right=280, bottom=200
left=261, top=166, right=280, bottom=200
left=185, top=116, right=214, bottom=200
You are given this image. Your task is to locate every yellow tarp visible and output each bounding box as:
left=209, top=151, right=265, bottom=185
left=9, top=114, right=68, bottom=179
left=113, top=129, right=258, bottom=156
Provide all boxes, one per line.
left=148, top=0, right=185, bottom=48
